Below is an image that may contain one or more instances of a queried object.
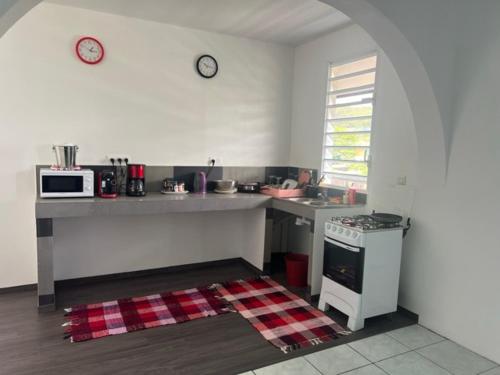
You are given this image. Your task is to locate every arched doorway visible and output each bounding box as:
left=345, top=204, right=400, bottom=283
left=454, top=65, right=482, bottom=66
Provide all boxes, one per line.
left=0, top=0, right=447, bottom=185
left=0, top=1, right=42, bottom=37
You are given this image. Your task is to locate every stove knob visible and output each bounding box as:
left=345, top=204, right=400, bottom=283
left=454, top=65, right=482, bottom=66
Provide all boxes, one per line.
left=345, top=229, right=351, bottom=237
left=338, top=228, right=343, bottom=234
left=352, top=232, right=359, bottom=239
left=326, top=223, right=332, bottom=231
left=331, top=225, right=337, bottom=232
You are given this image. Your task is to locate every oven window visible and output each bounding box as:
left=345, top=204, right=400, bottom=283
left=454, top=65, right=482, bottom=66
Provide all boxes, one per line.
left=42, top=176, right=84, bottom=193
left=324, top=239, right=364, bottom=294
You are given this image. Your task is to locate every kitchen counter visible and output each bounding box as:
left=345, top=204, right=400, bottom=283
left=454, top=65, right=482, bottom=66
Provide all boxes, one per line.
left=34, top=192, right=364, bottom=311
left=35, top=192, right=272, bottom=312
left=35, top=192, right=363, bottom=219
left=272, top=196, right=364, bottom=220
left=35, top=192, right=272, bottom=219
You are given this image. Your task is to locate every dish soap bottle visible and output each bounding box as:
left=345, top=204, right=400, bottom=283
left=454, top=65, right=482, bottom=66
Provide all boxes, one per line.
left=193, top=171, right=207, bottom=194
left=347, top=186, right=357, bottom=205
left=343, top=189, right=349, bottom=204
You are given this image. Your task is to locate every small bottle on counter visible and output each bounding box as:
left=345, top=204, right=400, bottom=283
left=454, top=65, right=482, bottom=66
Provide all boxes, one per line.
left=343, top=189, right=349, bottom=204
left=348, top=186, right=357, bottom=205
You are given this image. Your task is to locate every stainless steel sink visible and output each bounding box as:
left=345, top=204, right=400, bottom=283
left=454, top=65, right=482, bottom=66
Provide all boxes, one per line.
left=287, top=197, right=314, bottom=203
left=308, top=200, right=330, bottom=207
left=284, top=197, right=343, bottom=208
left=308, top=200, right=343, bottom=207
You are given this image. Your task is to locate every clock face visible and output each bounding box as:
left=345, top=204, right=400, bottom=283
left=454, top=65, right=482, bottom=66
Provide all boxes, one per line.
left=76, top=37, right=104, bottom=65
left=196, top=55, right=218, bottom=78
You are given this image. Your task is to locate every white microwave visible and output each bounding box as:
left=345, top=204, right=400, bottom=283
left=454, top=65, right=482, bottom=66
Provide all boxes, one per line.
left=39, top=169, right=94, bottom=198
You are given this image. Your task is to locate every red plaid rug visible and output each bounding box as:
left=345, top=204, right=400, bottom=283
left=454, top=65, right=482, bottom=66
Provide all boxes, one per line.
left=63, top=286, right=231, bottom=342
left=215, top=276, right=350, bottom=353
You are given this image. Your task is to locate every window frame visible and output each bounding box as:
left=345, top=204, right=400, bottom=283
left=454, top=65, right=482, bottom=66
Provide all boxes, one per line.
left=320, top=51, right=380, bottom=193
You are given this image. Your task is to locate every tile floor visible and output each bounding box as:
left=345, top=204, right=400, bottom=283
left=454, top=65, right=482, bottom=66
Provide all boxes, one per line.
left=241, top=325, right=499, bottom=375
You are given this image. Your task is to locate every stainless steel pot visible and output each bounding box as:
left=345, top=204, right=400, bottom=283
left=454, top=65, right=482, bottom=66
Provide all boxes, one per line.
left=52, top=144, right=79, bottom=169
left=237, top=182, right=260, bottom=193
left=214, top=179, right=237, bottom=191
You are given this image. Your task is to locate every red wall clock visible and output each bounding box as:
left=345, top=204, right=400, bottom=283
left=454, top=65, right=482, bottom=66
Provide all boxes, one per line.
left=75, top=36, right=105, bottom=65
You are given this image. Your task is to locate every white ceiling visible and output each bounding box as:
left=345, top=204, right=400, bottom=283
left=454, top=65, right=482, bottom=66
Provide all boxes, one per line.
left=45, top=0, right=351, bottom=46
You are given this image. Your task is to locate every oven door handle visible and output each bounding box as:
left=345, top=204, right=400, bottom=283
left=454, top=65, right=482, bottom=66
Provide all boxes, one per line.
left=325, top=237, right=361, bottom=253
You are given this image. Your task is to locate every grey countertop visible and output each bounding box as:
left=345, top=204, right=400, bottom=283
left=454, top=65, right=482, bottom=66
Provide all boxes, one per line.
left=35, top=192, right=272, bottom=219
left=272, top=197, right=364, bottom=220
left=35, top=192, right=364, bottom=219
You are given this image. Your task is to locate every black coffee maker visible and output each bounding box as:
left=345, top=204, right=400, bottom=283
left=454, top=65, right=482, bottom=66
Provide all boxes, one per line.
left=98, top=170, right=118, bottom=198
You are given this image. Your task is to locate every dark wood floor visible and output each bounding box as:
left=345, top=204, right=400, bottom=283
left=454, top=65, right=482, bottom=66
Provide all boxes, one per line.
left=0, top=261, right=416, bottom=375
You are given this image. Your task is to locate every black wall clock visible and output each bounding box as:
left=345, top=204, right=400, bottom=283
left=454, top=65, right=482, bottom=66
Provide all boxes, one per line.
left=196, top=55, right=218, bottom=79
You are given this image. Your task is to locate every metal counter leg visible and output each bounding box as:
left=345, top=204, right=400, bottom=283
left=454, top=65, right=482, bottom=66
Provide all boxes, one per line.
left=36, top=218, right=55, bottom=312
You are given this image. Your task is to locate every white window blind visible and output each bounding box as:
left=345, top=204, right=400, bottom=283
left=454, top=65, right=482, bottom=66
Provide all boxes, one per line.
left=321, top=54, right=378, bottom=191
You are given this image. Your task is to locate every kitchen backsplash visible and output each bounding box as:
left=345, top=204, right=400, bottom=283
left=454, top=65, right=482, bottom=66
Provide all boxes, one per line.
left=172, top=166, right=223, bottom=192
left=35, top=165, right=366, bottom=202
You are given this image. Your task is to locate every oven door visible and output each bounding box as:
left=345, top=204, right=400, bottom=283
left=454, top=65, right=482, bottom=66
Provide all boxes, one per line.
left=323, top=236, right=365, bottom=294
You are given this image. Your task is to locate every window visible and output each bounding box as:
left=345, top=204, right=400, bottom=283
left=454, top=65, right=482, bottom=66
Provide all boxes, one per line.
left=321, top=54, right=378, bottom=192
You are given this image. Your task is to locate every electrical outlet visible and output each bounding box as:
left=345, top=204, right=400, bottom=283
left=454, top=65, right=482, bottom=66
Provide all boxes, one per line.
left=397, top=176, right=407, bottom=186
left=106, top=154, right=131, bottom=164
left=207, top=157, right=222, bottom=166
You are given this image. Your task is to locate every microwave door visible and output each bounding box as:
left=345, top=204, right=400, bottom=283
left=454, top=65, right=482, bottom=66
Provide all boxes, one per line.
left=42, top=175, right=84, bottom=194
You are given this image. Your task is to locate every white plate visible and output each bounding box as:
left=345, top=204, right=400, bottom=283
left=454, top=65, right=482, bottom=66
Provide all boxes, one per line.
left=161, top=190, right=189, bottom=195
left=281, top=179, right=298, bottom=189
left=214, top=189, right=237, bottom=194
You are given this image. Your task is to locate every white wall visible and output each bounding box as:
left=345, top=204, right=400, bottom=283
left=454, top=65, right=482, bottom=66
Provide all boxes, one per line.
left=0, top=3, right=293, bottom=167
left=290, top=24, right=418, bottom=217
left=0, top=3, right=294, bottom=288
left=318, top=0, right=500, bottom=363
left=364, top=0, right=500, bottom=363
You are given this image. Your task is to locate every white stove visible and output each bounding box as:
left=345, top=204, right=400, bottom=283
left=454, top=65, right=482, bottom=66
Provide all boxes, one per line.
left=319, top=215, right=404, bottom=331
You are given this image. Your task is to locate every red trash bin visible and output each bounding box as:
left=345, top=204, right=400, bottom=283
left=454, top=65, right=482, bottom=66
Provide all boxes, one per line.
left=285, top=253, right=308, bottom=287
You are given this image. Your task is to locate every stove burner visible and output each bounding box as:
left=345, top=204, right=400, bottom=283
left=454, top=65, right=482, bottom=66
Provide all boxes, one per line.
left=331, top=215, right=402, bottom=231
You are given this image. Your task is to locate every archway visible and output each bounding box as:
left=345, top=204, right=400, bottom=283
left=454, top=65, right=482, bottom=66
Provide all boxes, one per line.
left=0, top=0, right=447, bottom=184
left=0, top=0, right=42, bottom=37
